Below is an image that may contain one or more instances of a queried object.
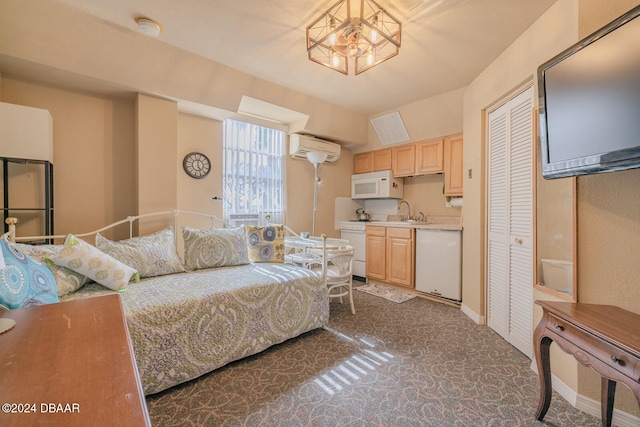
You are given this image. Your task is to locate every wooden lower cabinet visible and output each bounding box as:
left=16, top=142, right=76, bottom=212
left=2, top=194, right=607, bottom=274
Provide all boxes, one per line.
left=366, top=226, right=415, bottom=288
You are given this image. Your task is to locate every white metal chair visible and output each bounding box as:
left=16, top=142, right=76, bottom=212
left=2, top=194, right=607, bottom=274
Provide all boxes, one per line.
left=312, top=246, right=355, bottom=314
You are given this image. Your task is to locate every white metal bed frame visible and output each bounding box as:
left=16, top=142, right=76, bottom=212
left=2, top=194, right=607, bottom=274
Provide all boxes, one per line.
left=5, top=210, right=227, bottom=244
left=5, top=210, right=328, bottom=282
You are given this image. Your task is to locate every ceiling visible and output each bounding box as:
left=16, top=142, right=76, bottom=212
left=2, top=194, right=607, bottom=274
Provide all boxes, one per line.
left=33, top=0, right=556, bottom=116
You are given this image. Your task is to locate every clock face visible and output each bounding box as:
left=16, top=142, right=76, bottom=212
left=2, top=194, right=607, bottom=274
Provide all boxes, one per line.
left=183, top=152, right=211, bottom=179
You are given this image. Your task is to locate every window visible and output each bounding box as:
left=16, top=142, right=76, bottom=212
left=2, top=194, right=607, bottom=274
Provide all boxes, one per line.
left=223, top=120, right=285, bottom=226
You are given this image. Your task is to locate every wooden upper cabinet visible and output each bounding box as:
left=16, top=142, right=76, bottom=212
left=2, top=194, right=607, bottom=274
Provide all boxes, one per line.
left=372, top=148, right=392, bottom=171
left=392, top=139, right=444, bottom=177
left=416, top=138, right=444, bottom=175
left=354, top=152, right=373, bottom=174
left=354, top=148, right=392, bottom=174
left=444, top=133, right=463, bottom=196
left=392, top=144, right=416, bottom=177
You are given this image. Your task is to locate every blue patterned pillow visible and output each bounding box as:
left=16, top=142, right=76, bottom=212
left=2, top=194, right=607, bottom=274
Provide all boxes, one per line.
left=0, top=236, right=59, bottom=309
left=245, top=225, right=285, bottom=263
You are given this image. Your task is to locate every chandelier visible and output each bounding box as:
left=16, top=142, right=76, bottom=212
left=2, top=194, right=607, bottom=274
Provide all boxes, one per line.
left=306, top=0, right=401, bottom=75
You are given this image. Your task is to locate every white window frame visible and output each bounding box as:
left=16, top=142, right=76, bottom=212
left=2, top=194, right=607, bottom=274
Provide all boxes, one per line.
left=222, top=119, right=285, bottom=226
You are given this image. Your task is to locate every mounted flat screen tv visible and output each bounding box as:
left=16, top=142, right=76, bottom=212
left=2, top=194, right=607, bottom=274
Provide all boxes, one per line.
left=538, top=5, right=640, bottom=179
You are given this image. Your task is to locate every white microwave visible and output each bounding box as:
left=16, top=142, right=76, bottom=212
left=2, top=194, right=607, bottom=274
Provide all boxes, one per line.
left=351, top=170, right=404, bottom=199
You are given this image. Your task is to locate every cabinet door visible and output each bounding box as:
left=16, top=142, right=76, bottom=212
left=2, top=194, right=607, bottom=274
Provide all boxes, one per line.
left=386, top=236, right=414, bottom=288
left=366, top=234, right=386, bottom=280
left=444, top=134, right=463, bottom=196
left=416, top=139, right=444, bottom=174
left=392, top=144, right=416, bottom=177
left=354, top=152, right=373, bottom=174
left=372, top=148, right=392, bottom=171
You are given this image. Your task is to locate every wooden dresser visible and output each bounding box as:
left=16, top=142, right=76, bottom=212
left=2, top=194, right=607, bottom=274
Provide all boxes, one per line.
left=534, top=301, right=640, bottom=427
left=0, top=294, right=151, bottom=427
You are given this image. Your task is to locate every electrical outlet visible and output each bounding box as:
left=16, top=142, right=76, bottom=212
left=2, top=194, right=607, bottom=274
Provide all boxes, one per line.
left=468, top=169, right=472, bottom=179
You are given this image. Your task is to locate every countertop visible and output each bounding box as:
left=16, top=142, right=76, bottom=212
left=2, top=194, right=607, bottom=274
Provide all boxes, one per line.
left=367, top=216, right=463, bottom=231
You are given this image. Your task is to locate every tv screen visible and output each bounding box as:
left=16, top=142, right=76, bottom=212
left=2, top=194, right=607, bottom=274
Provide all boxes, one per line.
left=538, top=5, right=640, bottom=179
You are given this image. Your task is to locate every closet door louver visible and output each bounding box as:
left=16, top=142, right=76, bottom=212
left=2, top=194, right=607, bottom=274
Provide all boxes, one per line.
left=508, top=88, right=534, bottom=358
left=487, top=86, right=534, bottom=358
left=487, top=103, right=510, bottom=341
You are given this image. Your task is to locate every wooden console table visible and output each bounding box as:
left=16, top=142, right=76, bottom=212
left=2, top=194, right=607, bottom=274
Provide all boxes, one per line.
left=534, top=301, right=640, bottom=427
left=0, top=294, right=151, bottom=427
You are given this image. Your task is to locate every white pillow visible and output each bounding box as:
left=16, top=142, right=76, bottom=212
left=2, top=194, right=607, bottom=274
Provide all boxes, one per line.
left=49, top=235, right=139, bottom=291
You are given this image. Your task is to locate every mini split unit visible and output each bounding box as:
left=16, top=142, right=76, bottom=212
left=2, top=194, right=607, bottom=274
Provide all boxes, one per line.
left=289, top=134, right=341, bottom=162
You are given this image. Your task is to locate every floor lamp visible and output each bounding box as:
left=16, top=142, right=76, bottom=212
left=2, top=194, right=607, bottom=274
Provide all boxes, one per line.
left=306, top=151, right=328, bottom=236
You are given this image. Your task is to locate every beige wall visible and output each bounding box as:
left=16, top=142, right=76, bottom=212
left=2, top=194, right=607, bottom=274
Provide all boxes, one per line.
left=462, top=0, right=640, bottom=417
left=462, top=0, right=579, bottom=320
left=575, top=0, right=640, bottom=415
left=286, top=150, right=354, bottom=238
left=461, top=0, right=581, bottom=395
left=0, top=78, right=352, bottom=245
left=0, top=77, right=136, bottom=241
left=363, top=87, right=466, bottom=152
left=0, top=0, right=368, bottom=147
left=177, top=113, right=224, bottom=220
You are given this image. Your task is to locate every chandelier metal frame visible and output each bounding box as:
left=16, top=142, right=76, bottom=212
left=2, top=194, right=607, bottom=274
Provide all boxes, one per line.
left=306, top=0, right=402, bottom=75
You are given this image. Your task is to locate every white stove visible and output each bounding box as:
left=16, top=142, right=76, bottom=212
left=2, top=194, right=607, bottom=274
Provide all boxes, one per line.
left=339, top=220, right=369, bottom=231
left=339, top=221, right=368, bottom=279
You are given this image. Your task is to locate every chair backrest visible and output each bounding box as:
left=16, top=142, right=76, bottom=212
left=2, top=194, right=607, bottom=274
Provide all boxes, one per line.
left=325, top=246, right=354, bottom=279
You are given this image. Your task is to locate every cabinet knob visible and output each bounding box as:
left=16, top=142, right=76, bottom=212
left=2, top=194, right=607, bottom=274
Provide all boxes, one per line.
left=515, top=238, right=523, bottom=245
left=553, top=323, right=564, bottom=331
left=611, top=355, right=623, bottom=365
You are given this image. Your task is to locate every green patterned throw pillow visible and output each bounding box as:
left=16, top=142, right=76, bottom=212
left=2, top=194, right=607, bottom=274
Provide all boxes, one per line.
left=245, top=225, right=285, bottom=263
left=182, top=226, right=249, bottom=270
left=96, top=227, right=184, bottom=278
left=48, top=234, right=139, bottom=291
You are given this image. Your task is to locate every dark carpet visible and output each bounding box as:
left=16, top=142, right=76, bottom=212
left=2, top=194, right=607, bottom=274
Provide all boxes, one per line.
left=146, top=284, right=599, bottom=426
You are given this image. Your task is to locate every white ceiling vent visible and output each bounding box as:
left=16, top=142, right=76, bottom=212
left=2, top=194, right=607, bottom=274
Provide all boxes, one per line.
left=370, top=112, right=410, bottom=145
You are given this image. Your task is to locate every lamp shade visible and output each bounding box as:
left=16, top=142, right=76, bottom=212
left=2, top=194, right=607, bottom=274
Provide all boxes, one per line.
left=307, top=151, right=328, bottom=165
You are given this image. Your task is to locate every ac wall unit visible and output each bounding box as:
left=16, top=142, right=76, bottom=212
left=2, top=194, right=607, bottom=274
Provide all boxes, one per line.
left=289, top=133, right=341, bottom=162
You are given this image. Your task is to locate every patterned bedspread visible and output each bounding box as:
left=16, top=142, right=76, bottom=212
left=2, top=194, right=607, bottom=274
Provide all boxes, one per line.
left=62, top=263, right=329, bottom=395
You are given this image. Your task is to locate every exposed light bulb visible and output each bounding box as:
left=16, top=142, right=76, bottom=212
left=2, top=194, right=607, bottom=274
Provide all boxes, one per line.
left=367, top=51, right=374, bottom=65
left=332, top=52, right=340, bottom=67
left=329, top=16, right=337, bottom=45
left=371, top=29, right=378, bottom=43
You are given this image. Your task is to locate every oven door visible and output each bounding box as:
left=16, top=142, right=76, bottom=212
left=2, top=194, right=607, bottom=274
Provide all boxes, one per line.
left=340, top=228, right=366, bottom=279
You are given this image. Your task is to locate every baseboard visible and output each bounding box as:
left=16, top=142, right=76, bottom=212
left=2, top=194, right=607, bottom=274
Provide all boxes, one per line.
left=575, top=394, right=640, bottom=427
left=460, top=303, right=484, bottom=325
left=529, top=360, right=640, bottom=426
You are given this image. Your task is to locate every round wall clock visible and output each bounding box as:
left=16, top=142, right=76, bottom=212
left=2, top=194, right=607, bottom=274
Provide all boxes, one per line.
left=183, top=152, right=211, bottom=179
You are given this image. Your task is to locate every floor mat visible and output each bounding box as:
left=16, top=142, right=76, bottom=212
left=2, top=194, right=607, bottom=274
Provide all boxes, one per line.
left=354, top=283, right=417, bottom=303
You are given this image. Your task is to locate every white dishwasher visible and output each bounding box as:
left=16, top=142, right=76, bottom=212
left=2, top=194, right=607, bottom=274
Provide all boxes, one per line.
left=415, top=229, right=462, bottom=301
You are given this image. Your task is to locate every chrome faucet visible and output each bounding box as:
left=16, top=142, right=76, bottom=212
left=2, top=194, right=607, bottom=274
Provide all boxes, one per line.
left=399, top=200, right=411, bottom=221
left=417, top=211, right=425, bottom=222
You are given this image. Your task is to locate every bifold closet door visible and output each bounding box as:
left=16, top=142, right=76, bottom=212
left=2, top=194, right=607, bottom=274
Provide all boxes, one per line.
left=487, top=86, right=534, bottom=358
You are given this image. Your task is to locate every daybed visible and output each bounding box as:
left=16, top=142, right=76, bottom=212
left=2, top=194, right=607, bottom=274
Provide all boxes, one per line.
left=2, top=211, right=329, bottom=395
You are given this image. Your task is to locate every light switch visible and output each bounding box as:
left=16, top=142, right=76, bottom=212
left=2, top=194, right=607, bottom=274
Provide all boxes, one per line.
left=468, top=169, right=472, bottom=179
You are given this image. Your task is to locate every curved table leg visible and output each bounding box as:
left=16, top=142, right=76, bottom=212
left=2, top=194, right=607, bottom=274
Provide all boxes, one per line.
left=601, top=378, right=616, bottom=427
left=534, top=319, right=553, bottom=421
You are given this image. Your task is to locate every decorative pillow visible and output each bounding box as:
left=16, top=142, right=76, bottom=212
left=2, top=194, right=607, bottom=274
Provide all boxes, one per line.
left=0, top=234, right=59, bottom=309
left=245, top=225, right=285, bottom=263
left=182, top=226, right=249, bottom=270
left=95, top=227, right=184, bottom=278
left=13, top=243, right=87, bottom=297
left=48, top=234, right=138, bottom=291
